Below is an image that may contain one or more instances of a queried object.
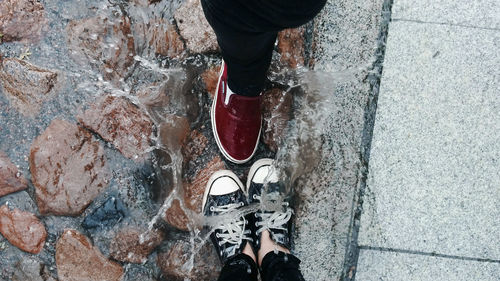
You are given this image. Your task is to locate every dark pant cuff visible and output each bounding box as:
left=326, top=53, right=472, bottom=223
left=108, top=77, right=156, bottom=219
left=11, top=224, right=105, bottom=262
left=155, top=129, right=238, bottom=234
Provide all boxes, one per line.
left=218, top=253, right=259, bottom=281
left=261, top=251, right=304, bottom=281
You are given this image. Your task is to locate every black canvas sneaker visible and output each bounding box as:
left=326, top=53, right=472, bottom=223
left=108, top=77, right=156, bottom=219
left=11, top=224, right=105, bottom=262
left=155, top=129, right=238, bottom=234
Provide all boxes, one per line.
left=246, top=158, right=293, bottom=251
left=203, top=170, right=253, bottom=264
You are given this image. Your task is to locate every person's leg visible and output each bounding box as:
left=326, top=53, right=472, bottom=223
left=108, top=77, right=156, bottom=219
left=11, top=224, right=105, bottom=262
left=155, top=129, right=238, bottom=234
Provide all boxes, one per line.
left=258, top=231, right=305, bottom=281
left=218, top=252, right=259, bottom=281
left=203, top=0, right=327, bottom=163
left=260, top=251, right=304, bottom=281
left=201, top=0, right=327, bottom=96
left=216, top=29, right=276, bottom=97
left=203, top=170, right=258, bottom=281
left=246, top=159, right=306, bottom=281
left=201, top=0, right=276, bottom=96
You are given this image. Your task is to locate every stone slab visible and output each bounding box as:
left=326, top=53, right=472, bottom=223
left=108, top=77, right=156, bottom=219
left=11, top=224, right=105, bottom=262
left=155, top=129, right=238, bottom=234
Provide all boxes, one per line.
left=292, top=0, right=384, bottom=280
left=356, top=249, right=500, bottom=280
left=358, top=21, right=500, bottom=259
left=392, top=0, right=500, bottom=29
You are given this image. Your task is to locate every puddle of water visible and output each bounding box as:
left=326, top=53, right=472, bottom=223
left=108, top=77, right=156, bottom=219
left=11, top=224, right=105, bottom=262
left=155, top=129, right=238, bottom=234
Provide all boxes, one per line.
left=0, top=0, right=362, bottom=279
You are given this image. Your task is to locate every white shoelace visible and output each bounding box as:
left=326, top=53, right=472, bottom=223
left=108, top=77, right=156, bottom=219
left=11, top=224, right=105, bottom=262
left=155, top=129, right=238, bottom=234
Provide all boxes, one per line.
left=211, top=202, right=252, bottom=250
left=253, top=193, right=293, bottom=239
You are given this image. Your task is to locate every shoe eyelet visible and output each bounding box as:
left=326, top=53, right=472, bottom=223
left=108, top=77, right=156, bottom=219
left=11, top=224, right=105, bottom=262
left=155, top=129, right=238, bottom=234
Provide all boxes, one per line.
left=240, top=202, right=244, bottom=207
left=252, top=194, right=257, bottom=199
left=216, top=233, right=220, bottom=238
left=210, top=206, right=215, bottom=211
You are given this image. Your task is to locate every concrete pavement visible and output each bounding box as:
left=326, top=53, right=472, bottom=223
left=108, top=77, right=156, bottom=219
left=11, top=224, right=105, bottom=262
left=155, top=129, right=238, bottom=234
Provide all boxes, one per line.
left=354, top=0, right=500, bottom=279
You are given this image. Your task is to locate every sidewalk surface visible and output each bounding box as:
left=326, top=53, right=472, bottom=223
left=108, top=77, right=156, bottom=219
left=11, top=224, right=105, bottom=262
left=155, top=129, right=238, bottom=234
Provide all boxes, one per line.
left=355, top=0, right=500, bottom=280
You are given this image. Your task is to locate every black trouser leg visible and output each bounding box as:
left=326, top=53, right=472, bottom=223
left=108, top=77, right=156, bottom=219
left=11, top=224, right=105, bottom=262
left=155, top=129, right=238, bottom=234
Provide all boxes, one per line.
left=201, top=0, right=276, bottom=96
left=217, top=254, right=259, bottom=281
left=201, top=0, right=326, bottom=97
left=216, top=29, right=277, bottom=97
left=261, top=252, right=305, bottom=281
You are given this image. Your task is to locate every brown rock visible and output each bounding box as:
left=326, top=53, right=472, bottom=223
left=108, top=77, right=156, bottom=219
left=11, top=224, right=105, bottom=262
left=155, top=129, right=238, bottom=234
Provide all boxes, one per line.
left=183, top=156, right=225, bottom=213
left=158, top=115, right=190, bottom=151
left=0, top=0, right=46, bottom=43
left=277, top=28, right=305, bottom=68
left=78, top=95, right=154, bottom=160
left=0, top=151, right=28, bottom=197
left=0, top=58, right=58, bottom=116
left=262, top=88, right=293, bottom=152
left=201, top=66, right=220, bottom=98
left=174, top=0, right=218, bottom=54
left=163, top=198, right=190, bottom=232
left=133, top=18, right=185, bottom=58
left=181, top=130, right=208, bottom=165
left=30, top=119, right=109, bottom=216
left=109, top=227, right=163, bottom=263
left=163, top=156, right=224, bottom=231
left=157, top=240, right=220, bottom=281
left=56, top=229, right=123, bottom=281
left=0, top=205, right=47, bottom=254
left=66, top=15, right=135, bottom=81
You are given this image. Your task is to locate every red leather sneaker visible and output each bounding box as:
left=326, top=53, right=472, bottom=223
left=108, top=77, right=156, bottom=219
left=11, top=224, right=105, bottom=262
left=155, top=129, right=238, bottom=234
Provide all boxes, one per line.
left=211, top=62, right=262, bottom=164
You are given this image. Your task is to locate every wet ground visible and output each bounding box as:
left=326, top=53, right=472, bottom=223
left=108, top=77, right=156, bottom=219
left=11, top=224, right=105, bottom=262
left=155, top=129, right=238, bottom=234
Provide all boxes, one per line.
left=0, top=0, right=388, bottom=280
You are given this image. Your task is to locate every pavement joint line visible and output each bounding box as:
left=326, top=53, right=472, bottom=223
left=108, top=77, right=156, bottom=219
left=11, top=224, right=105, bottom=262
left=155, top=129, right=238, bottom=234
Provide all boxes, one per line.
left=392, top=18, right=500, bottom=31
left=358, top=246, right=500, bottom=264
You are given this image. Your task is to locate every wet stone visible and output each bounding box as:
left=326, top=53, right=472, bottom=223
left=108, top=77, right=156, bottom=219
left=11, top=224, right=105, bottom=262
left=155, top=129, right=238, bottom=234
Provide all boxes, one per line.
left=262, top=88, right=293, bottom=152
left=157, top=240, right=220, bottom=281
left=201, top=65, right=220, bottom=98
left=121, top=264, right=157, bottom=281
left=183, top=156, right=225, bottom=213
left=0, top=205, right=47, bottom=254
left=56, top=229, right=124, bottom=281
left=30, top=119, right=109, bottom=216
left=136, top=82, right=169, bottom=108
left=11, top=258, right=56, bottom=281
left=109, top=227, right=164, bottom=263
left=181, top=129, right=208, bottom=166
left=0, top=0, right=46, bottom=43
left=0, top=191, right=38, bottom=214
left=163, top=136, right=221, bottom=232
left=0, top=151, right=28, bottom=197
left=82, top=196, right=126, bottom=230
left=132, top=18, right=185, bottom=58
left=174, top=0, right=219, bottom=54
left=78, top=95, right=154, bottom=160
left=150, top=149, right=174, bottom=203
left=66, top=15, right=135, bottom=82
left=158, top=115, right=190, bottom=151
left=163, top=198, right=190, bottom=232
left=0, top=58, right=58, bottom=116
left=277, top=28, right=306, bottom=68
